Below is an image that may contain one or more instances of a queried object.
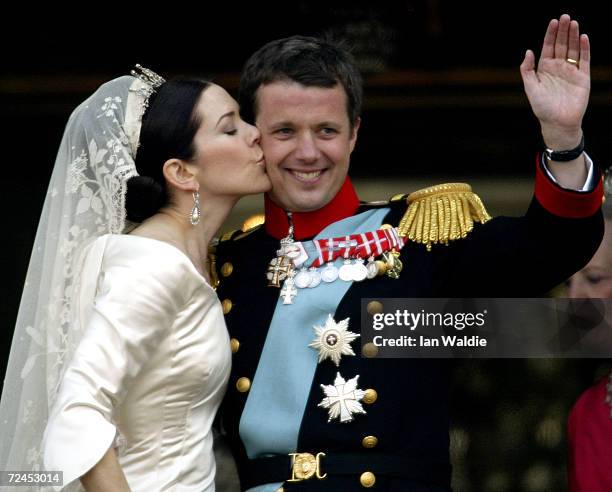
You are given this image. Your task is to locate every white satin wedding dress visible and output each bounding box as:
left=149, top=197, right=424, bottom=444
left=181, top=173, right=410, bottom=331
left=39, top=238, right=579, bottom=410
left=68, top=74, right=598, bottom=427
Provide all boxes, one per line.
left=42, top=234, right=231, bottom=491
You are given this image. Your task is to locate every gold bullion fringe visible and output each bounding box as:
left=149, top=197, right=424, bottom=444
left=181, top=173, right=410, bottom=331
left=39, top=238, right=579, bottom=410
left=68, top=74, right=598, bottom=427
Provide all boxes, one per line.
left=397, top=183, right=491, bottom=251
left=242, top=213, right=265, bottom=232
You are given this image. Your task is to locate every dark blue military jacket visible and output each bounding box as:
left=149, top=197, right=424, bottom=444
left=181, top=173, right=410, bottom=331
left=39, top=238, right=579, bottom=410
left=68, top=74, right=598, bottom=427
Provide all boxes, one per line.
left=214, top=181, right=603, bottom=491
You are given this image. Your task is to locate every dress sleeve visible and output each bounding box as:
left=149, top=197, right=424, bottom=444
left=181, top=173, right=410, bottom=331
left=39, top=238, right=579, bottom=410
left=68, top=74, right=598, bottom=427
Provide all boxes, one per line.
left=42, top=240, right=190, bottom=489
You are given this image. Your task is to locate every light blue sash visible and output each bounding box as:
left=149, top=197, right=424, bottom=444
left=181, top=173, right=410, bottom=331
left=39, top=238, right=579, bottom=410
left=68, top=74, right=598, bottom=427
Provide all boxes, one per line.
left=240, top=208, right=390, bottom=492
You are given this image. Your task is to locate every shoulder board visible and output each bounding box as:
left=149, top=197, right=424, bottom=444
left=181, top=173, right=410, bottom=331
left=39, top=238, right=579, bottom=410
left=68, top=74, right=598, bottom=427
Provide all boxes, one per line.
left=242, top=213, right=265, bottom=232
left=227, top=213, right=265, bottom=241
left=219, top=229, right=240, bottom=243
left=234, top=225, right=263, bottom=241
left=389, top=193, right=408, bottom=202
left=398, top=183, right=491, bottom=251
left=360, top=199, right=390, bottom=208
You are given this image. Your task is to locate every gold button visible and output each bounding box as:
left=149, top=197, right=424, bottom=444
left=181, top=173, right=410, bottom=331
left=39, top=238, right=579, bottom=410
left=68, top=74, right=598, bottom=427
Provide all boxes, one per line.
left=362, top=435, right=378, bottom=448
left=236, top=377, right=251, bottom=393
left=367, top=301, right=384, bottom=315
left=360, top=471, right=376, bottom=488
left=222, top=299, right=233, bottom=314
left=363, top=389, right=378, bottom=404
left=362, top=342, right=379, bottom=358
left=230, top=338, right=240, bottom=354
left=380, top=223, right=393, bottom=230
left=221, top=262, right=234, bottom=277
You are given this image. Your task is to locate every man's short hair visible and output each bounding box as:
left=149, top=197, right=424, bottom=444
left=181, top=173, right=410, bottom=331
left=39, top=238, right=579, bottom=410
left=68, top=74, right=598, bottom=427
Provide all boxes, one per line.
left=239, top=35, right=363, bottom=129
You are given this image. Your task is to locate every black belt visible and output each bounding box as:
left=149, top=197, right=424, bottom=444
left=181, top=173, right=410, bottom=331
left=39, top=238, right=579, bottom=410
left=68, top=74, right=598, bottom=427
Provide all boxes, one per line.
left=244, top=452, right=451, bottom=489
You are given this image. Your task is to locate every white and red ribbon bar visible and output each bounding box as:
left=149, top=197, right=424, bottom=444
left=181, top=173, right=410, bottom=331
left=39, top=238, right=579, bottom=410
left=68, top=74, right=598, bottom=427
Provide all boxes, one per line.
left=310, top=227, right=406, bottom=268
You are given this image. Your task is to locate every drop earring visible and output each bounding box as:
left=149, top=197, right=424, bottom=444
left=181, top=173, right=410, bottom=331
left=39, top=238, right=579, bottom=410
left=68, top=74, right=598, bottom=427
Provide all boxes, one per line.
left=190, top=191, right=201, bottom=226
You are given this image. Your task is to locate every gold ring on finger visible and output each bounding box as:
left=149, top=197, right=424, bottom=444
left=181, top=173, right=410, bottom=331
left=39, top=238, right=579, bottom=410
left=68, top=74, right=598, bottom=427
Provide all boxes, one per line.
left=566, top=58, right=579, bottom=66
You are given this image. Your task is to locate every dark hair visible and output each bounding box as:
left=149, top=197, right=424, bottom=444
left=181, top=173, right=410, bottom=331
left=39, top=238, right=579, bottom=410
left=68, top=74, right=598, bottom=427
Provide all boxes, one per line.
left=238, top=35, right=362, bottom=129
left=125, top=78, right=210, bottom=223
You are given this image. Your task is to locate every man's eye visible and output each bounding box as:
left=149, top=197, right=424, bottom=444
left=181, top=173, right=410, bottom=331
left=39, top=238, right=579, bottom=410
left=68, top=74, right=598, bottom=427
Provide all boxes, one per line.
left=320, top=127, right=338, bottom=136
left=273, top=128, right=294, bottom=137
left=225, top=129, right=237, bottom=136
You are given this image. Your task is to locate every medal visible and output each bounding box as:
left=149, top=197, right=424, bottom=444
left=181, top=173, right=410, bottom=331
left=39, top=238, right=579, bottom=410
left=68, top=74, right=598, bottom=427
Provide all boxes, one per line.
left=321, top=263, right=339, bottom=283
left=338, top=259, right=353, bottom=282
left=366, top=257, right=378, bottom=279
left=308, top=267, right=322, bottom=288
left=351, top=259, right=368, bottom=282
left=268, top=212, right=297, bottom=288
left=375, top=260, right=388, bottom=276
left=383, top=250, right=403, bottom=279
left=268, top=221, right=408, bottom=298
left=294, top=268, right=312, bottom=289
left=267, top=256, right=293, bottom=287
left=309, top=314, right=360, bottom=366
left=279, top=242, right=308, bottom=268
left=280, top=275, right=298, bottom=304
left=318, top=372, right=366, bottom=423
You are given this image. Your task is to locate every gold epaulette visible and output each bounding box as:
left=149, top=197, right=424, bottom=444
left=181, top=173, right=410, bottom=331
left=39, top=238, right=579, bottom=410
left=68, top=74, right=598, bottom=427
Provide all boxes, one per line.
left=220, top=230, right=239, bottom=242
left=242, top=213, right=265, bottom=232
left=397, top=183, right=491, bottom=251
left=232, top=213, right=265, bottom=240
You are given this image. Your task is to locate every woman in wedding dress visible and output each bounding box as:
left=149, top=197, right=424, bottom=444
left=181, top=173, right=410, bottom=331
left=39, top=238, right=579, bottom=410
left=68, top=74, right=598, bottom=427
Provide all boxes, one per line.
left=0, top=68, right=270, bottom=491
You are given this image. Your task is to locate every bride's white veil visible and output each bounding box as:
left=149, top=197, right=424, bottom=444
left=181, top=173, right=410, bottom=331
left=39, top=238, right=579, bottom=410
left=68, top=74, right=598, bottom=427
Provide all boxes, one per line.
left=0, top=73, right=160, bottom=489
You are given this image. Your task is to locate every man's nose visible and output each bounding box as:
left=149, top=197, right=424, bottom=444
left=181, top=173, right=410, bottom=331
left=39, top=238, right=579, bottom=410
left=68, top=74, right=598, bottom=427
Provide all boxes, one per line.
left=294, top=133, right=321, bottom=163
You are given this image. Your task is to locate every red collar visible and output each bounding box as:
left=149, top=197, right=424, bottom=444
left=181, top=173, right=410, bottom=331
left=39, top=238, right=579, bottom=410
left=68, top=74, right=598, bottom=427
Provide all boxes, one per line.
left=264, top=177, right=360, bottom=240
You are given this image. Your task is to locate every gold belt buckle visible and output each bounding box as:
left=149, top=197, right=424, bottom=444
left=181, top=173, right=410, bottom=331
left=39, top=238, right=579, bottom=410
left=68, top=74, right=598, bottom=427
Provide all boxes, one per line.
left=288, top=452, right=327, bottom=481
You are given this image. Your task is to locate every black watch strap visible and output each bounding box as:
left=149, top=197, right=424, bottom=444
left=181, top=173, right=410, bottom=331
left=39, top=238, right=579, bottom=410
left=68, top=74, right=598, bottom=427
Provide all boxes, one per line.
left=544, top=134, right=585, bottom=162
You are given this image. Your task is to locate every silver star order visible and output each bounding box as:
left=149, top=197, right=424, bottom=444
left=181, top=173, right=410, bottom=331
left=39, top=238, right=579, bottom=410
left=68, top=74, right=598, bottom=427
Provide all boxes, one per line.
left=309, top=314, right=360, bottom=366
left=318, top=372, right=366, bottom=423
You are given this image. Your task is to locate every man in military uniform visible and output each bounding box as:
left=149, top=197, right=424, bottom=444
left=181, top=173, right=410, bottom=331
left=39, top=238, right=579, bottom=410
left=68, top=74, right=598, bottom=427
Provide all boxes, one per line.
left=215, top=15, right=603, bottom=491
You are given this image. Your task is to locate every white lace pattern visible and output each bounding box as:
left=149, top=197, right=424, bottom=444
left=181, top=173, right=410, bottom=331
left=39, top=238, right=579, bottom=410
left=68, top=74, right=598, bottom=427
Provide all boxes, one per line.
left=0, top=75, right=151, bottom=491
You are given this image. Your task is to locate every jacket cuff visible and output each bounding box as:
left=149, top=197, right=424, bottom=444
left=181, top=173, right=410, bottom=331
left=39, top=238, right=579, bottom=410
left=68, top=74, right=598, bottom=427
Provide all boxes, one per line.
left=534, top=153, right=603, bottom=218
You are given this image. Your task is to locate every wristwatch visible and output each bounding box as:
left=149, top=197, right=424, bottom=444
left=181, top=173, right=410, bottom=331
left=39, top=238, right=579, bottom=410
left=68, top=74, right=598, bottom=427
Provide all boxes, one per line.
left=544, top=134, right=585, bottom=162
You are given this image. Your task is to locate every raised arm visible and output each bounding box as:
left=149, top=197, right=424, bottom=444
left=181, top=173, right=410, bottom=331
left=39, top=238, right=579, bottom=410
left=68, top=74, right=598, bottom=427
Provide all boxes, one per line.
left=520, top=14, right=591, bottom=189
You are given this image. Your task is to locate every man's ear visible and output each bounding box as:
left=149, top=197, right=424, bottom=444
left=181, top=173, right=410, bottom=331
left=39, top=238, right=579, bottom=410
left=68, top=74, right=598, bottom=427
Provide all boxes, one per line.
left=349, top=117, right=361, bottom=153
left=162, top=159, right=199, bottom=192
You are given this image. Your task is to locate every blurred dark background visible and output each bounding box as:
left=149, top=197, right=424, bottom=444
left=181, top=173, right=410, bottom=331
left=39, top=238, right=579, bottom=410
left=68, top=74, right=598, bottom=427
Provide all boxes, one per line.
left=1, top=2, right=610, bottom=490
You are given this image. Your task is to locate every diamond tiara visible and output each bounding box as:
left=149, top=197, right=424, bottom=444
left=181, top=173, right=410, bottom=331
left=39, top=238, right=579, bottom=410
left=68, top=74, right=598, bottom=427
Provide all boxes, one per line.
left=130, top=64, right=166, bottom=113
